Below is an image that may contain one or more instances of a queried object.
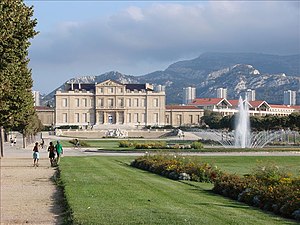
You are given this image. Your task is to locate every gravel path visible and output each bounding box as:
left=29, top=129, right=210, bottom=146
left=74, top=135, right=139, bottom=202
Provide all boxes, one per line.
left=1, top=141, right=64, bottom=225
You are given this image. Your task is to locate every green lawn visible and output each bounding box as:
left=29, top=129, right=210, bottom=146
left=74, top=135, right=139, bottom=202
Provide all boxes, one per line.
left=59, top=156, right=299, bottom=224
left=186, top=156, right=300, bottom=175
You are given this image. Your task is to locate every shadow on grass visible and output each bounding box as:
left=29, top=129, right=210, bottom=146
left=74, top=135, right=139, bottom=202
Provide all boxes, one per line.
left=50, top=167, right=74, bottom=225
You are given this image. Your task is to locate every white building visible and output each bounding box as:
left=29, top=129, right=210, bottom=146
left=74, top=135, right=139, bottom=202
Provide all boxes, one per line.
left=183, top=87, right=196, bottom=104
left=32, top=90, right=40, bottom=106
left=216, top=88, right=227, bottom=99
left=284, top=90, right=296, bottom=106
left=245, top=89, right=256, bottom=101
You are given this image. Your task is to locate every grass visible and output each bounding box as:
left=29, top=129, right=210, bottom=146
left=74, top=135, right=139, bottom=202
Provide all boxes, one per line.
left=59, top=156, right=299, bottom=224
left=183, top=156, right=300, bottom=175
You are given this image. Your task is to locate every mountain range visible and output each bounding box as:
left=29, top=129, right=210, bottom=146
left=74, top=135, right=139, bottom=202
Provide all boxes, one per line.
left=42, top=52, right=300, bottom=105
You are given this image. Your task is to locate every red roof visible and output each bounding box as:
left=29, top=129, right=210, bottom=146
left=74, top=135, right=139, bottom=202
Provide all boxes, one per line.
left=269, top=104, right=294, bottom=109
left=189, top=98, right=226, bottom=106
left=249, top=100, right=267, bottom=108
left=166, top=105, right=200, bottom=110
left=291, top=105, right=300, bottom=110
left=227, top=99, right=239, bottom=107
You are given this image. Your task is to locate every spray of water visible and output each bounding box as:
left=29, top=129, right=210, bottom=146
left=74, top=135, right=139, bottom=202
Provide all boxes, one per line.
left=234, top=96, right=250, bottom=148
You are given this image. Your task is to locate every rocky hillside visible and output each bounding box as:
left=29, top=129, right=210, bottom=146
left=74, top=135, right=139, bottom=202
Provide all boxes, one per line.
left=42, top=52, right=300, bottom=105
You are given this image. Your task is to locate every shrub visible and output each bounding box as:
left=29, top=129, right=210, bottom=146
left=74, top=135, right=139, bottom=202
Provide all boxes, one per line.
left=191, top=141, right=203, bottom=149
left=119, top=140, right=135, bottom=148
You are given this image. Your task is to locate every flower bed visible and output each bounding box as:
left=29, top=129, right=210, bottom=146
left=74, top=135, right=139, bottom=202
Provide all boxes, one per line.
left=119, top=140, right=203, bottom=150
left=131, top=154, right=300, bottom=221
left=213, top=165, right=300, bottom=221
left=130, top=153, right=221, bottom=182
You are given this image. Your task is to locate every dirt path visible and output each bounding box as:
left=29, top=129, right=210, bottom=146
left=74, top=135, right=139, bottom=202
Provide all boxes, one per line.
left=0, top=157, right=64, bottom=225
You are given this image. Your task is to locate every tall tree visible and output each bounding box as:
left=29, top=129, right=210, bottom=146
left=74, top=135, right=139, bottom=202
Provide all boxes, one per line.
left=0, top=0, right=38, bottom=134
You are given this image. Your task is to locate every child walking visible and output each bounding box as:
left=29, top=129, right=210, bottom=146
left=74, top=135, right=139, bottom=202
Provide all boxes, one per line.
left=33, top=142, right=39, bottom=167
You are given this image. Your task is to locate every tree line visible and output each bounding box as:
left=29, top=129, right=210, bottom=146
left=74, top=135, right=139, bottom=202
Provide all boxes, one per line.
left=202, top=111, right=300, bottom=131
left=0, top=0, right=41, bottom=152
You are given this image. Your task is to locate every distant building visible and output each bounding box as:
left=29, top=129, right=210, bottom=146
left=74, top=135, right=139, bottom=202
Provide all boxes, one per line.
left=283, top=90, right=296, bottom=106
left=32, top=91, right=40, bottom=106
left=183, top=87, right=196, bottom=104
left=155, top=84, right=165, bottom=92
left=245, top=89, right=256, bottom=101
left=216, top=88, right=227, bottom=99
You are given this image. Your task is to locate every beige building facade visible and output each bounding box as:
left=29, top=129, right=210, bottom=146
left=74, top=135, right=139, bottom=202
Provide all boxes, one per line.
left=55, top=79, right=166, bottom=128
left=165, top=105, right=204, bottom=127
left=35, top=106, right=55, bottom=126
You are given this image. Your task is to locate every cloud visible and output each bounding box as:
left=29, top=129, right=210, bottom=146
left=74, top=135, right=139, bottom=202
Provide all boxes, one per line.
left=29, top=1, right=300, bottom=93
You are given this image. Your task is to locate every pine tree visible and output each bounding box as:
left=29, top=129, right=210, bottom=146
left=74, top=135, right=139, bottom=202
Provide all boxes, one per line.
left=0, top=0, right=39, bottom=135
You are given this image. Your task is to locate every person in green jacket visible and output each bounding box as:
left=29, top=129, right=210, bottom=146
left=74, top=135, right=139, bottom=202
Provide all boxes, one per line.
left=55, top=140, right=63, bottom=165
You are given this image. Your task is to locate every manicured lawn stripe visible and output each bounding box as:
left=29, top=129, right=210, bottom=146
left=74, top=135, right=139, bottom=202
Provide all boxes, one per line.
left=59, top=156, right=297, bottom=224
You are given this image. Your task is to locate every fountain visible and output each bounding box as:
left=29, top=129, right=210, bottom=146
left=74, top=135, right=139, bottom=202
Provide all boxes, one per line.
left=234, top=96, right=250, bottom=148
left=192, top=97, right=294, bottom=148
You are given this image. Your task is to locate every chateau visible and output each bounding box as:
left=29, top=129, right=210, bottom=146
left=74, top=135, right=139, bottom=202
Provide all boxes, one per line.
left=55, top=79, right=166, bottom=128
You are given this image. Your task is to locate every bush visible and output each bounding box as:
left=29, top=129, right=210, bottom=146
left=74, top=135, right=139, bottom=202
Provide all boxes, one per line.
left=191, top=141, right=203, bottom=149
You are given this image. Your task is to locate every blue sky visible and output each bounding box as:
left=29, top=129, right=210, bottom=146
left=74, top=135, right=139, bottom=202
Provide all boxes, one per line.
left=24, top=1, right=300, bottom=94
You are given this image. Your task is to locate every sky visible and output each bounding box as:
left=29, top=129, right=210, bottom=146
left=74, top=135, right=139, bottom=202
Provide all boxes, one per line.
left=24, top=1, right=300, bottom=94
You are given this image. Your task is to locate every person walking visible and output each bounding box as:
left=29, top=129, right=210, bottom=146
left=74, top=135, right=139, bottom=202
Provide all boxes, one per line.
left=48, top=142, right=56, bottom=167
left=55, top=141, right=63, bottom=165
left=33, top=142, right=39, bottom=167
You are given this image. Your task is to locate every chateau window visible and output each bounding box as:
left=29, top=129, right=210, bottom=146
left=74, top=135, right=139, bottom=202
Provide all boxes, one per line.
left=82, top=113, right=87, bottom=123
left=63, top=113, right=67, bottom=123
left=99, top=112, right=104, bottom=124
left=75, top=113, right=80, bottom=123
left=99, top=98, right=104, bottom=107
left=134, top=98, right=139, bottom=107
left=133, top=113, right=138, bottom=123
left=128, top=113, right=132, bottom=123
left=140, top=98, right=145, bottom=107
left=99, top=88, right=104, bottom=93
left=118, top=98, right=124, bottom=107
left=108, top=99, right=114, bottom=107
left=110, top=87, right=114, bottom=93
left=62, top=98, right=68, bottom=107
left=82, top=98, right=88, bottom=107
left=142, top=113, right=146, bottom=123
left=127, top=99, right=132, bottom=107
left=75, top=98, right=80, bottom=107
left=119, top=88, right=123, bottom=93
left=154, top=98, right=159, bottom=107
